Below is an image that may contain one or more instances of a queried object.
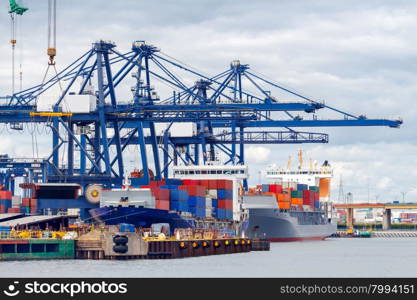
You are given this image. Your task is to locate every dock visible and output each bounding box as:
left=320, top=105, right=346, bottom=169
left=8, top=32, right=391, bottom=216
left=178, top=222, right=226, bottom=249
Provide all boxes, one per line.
left=0, top=226, right=270, bottom=261
left=75, top=228, right=266, bottom=260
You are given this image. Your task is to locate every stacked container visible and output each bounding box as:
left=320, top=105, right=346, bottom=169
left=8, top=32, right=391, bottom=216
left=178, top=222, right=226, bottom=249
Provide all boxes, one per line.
left=22, top=197, right=37, bottom=214
left=269, top=184, right=283, bottom=193
left=0, top=191, right=12, bottom=213
left=179, top=185, right=205, bottom=218
left=216, top=180, right=233, bottom=220
left=170, top=189, right=189, bottom=211
left=302, top=190, right=315, bottom=208
left=151, top=187, right=170, bottom=210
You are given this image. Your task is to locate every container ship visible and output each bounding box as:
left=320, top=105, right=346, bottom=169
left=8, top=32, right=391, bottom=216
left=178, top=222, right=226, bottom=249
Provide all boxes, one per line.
left=243, top=151, right=336, bottom=241
left=88, top=164, right=249, bottom=236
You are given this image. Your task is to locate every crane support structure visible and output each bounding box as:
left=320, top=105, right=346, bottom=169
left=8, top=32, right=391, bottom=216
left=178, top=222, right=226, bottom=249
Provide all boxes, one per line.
left=0, top=40, right=402, bottom=187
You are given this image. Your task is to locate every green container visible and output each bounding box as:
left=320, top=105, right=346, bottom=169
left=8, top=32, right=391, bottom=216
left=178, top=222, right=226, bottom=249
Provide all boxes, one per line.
left=309, top=186, right=320, bottom=193
left=0, top=239, right=75, bottom=261
left=291, top=190, right=303, bottom=198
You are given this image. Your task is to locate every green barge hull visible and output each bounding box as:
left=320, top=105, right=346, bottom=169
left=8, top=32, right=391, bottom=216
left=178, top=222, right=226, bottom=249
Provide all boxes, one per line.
left=0, top=239, right=75, bottom=260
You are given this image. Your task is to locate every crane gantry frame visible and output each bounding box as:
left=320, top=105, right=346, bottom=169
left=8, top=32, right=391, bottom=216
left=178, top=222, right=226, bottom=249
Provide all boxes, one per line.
left=0, top=40, right=402, bottom=191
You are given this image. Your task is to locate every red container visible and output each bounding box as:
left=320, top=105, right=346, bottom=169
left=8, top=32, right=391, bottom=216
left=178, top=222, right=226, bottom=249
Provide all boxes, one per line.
left=302, top=190, right=315, bottom=205
left=0, top=191, right=12, bottom=200
left=0, top=205, right=5, bottom=213
left=199, top=180, right=210, bottom=189
left=7, top=208, right=21, bottom=213
left=208, top=180, right=218, bottom=189
left=182, top=179, right=200, bottom=186
left=179, top=185, right=205, bottom=197
left=217, top=180, right=233, bottom=190
left=269, top=184, right=283, bottom=194
left=314, top=192, right=319, bottom=201
left=30, top=207, right=37, bottom=213
left=140, top=185, right=150, bottom=188
left=156, top=200, right=170, bottom=210
left=151, top=187, right=170, bottom=201
left=218, top=199, right=233, bottom=210
left=22, top=198, right=32, bottom=207
left=29, top=198, right=37, bottom=208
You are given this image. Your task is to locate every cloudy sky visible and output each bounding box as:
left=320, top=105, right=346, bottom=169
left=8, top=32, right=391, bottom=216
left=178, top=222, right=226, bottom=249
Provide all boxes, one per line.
left=0, top=0, right=416, bottom=202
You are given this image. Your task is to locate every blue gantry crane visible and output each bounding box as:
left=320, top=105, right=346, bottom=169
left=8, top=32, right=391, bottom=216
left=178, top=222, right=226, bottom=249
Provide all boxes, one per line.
left=0, top=40, right=402, bottom=198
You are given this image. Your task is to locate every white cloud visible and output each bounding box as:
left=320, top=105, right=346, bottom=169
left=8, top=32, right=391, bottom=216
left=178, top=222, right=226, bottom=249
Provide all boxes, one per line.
left=245, top=146, right=271, bottom=164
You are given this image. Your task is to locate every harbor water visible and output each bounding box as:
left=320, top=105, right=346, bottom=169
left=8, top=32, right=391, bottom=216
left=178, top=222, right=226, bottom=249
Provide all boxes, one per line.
left=1, top=238, right=417, bottom=277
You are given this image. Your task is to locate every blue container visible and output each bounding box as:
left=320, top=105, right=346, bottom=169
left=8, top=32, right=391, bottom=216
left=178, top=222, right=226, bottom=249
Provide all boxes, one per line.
left=189, top=207, right=205, bottom=218
left=170, top=201, right=179, bottom=210
left=165, top=178, right=183, bottom=185
left=189, top=196, right=205, bottom=207
left=0, top=199, right=11, bottom=209
left=21, top=207, right=30, bottom=214
left=212, top=199, right=218, bottom=207
left=172, top=190, right=188, bottom=202
left=119, top=223, right=135, bottom=233
left=217, top=209, right=233, bottom=220
left=171, top=190, right=188, bottom=201
left=171, top=200, right=188, bottom=211
left=218, top=189, right=233, bottom=200
left=261, top=184, right=269, bottom=193
left=129, top=177, right=148, bottom=187
left=297, top=184, right=308, bottom=191
left=314, top=200, right=320, bottom=209
left=160, top=185, right=179, bottom=190
left=217, top=208, right=226, bottom=219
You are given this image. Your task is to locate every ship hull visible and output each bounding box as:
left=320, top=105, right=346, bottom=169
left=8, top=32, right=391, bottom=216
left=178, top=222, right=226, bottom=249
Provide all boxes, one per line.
left=247, top=208, right=336, bottom=242
left=89, top=206, right=195, bottom=231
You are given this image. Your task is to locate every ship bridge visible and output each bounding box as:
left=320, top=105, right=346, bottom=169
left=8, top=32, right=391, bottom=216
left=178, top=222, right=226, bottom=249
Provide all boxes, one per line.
left=172, top=165, right=249, bottom=180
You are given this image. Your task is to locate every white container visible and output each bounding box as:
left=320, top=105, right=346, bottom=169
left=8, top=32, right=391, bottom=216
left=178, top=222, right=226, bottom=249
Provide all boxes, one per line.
left=12, top=196, right=21, bottom=208
left=152, top=122, right=197, bottom=137
left=208, top=189, right=217, bottom=198
left=61, top=94, right=97, bottom=113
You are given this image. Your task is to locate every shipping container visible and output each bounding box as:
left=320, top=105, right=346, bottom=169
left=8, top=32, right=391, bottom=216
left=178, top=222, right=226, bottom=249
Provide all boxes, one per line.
left=309, top=186, right=320, bottom=193
left=296, top=184, right=308, bottom=191
left=217, top=189, right=233, bottom=200
left=218, top=199, right=233, bottom=210
left=217, top=180, right=233, bottom=190
left=207, top=189, right=217, bottom=198
left=179, top=185, right=205, bottom=197
left=269, top=184, right=283, bottom=194
left=182, top=179, right=200, bottom=186
left=119, top=223, right=135, bottom=233
left=156, top=200, right=170, bottom=210
left=0, top=191, right=12, bottom=200
left=208, top=180, right=218, bottom=190
left=165, top=178, right=183, bottom=185
left=188, top=196, right=205, bottom=207
left=291, top=190, right=303, bottom=198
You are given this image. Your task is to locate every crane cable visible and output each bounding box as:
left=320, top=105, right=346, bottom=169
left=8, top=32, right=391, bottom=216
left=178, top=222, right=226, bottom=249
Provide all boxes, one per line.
left=10, top=13, right=16, bottom=95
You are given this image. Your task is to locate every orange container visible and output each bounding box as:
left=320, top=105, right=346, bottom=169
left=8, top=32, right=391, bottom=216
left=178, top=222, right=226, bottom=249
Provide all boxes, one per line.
left=278, top=201, right=290, bottom=210
left=276, top=193, right=286, bottom=202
